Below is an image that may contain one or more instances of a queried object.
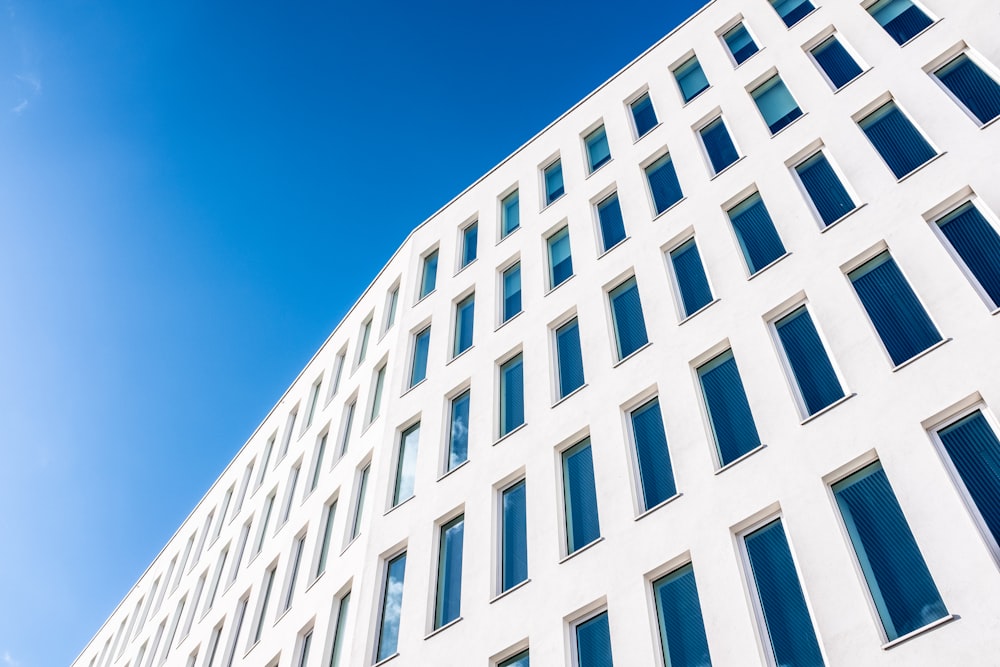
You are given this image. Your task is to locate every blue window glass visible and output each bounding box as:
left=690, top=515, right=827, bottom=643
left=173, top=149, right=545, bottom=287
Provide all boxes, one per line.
left=585, top=125, right=612, bottom=172
left=544, top=159, right=565, bottom=205
left=454, top=294, right=475, bottom=357
left=385, top=287, right=398, bottom=331
left=700, top=117, right=740, bottom=174
left=502, top=263, right=522, bottom=323
left=653, top=564, right=713, bottom=667
left=555, top=318, right=585, bottom=399
left=670, top=239, right=713, bottom=317
left=461, top=222, right=478, bottom=267
left=349, top=463, right=368, bottom=541
left=447, top=390, right=470, bottom=472
left=795, top=152, right=856, bottom=226
left=867, top=0, right=932, bottom=45
left=357, top=318, right=372, bottom=364
left=934, top=54, right=1000, bottom=125
left=674, top=56, right=709, bottom=102
left=501, top=480, right=528, bottom=591
left=744, top=519, right=824, bottom=667
left=393, top=423, right=420, bottom=506
left=848, top=251, right=941, bottom=366
left=501, top=190, right=520, bottom=237
left=375, top=552, right=406, bottom=663
left=575, top=612, right=614, bottom=667
left=434, top=515, right=464, bottom=629
left=811, top=35, right=862, bottom=89
left=770, top=0, right=814, bottom=27
left=936, top=202, right=1000, bottom=308
left=723, top=22, right=758, bottom=65
left=937, top=411, right=1000, bottom=547
left=420, top=251, right=438, bottom=298
left=775, top=306, right=845, bottom=415
left=698, top=349, right=761, bottom=467
left=833, top=462, right=947, bottom=640
left=500, top=353, right=524, bottom=436
left=609, top=277, right=649, bottom=360
left=858, top=101, right=937, bottom=178
left=727, top=191, right=786, bottom=274
left=410, top=326, right=430, bottom=386
left=751, top=75, right=802, bottom=134
left=631, top=93, right=658, bottom=137
left=630, top=398, right=676, bottom=510
left=597, top=192, right=627, bottom=252
left=563, top=438, right=601, bottom=553
left=499, top=650, right=529, bottom=667
left=646, top=153, right=683, bottom=215
left=548, top=227, right=574, bottom=288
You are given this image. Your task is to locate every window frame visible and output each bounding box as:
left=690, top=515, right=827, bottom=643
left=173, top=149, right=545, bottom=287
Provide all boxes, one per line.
left=452, top=292, right=476, bottom=358
left=499, top=187, right=521, bottom=240
left=593, top=188, right=628, bottom=255
left=747, top=71, right=804, bottom=135
left=391, top=420, right=421, bottom=508
left=499, top=258, right=523, bottom=326
left=804, top=28, right=868, bottom=92
left=552, top=312, right=585, bottom=402
left=497, top=350, right=526, bottom=439
left=925, top=193, right=1000, bottom=310
left=863, top=0, right=936, bottom=47
left=545, top=224, right=574, bottom=291
left=432, top=511, right=466, bottom=631
left=541, top=156, right=565, bottom=208
left=627, top=89, right=659, bottom=140
left=642, top=149, right=684, bottom=217
left=443, top=385, right=471, bottom=475
left=583, top=122, right=613, bottom=174
left=459, top=219, right=479, bottom=270
left=418, top=248, right=439, bottom=302
left=624, top=393, right=678, bottom=515
left=671, top=52, right=711, bottom=104
left=374, top=548, right=408, bottom=664
left=664, top=231, right=716, bottom=321
left=559, top=436, right=602, bottom=557
left=696, top=112, right=742, bottom=176
left=568, top=605, right=614, bottom=667
left=607, top=274, right=649, bottom=362
left=926, top=46, right=1000, bottom=127
left=718, top=16, right=760, bottom=67
left=788, top=144, right=860, bottom=229
left=854, top=96, right=940, bottom=181
left=496, top=475, right=529, bottom=596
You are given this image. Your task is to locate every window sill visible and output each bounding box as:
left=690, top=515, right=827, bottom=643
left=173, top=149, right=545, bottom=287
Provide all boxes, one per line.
left=490, top=578, right=531, bottom=604
left=635, top=493, right=683, bottom=521
left=680, top=85, right=711, bottom=108
left=585, top=159, right=613, bottom=179
left=305, top=570, right=324, bottom=593
left=494, top=422, right=527, bottom=446
left=882, top=614, right=956, bottom=650
left=633, top=123, right=661, bottom=144
left=340, top=535, right=359, bottom=556
left=991, top=306, right=1000, bottom=316
left=715, top=444, right=767, bottom=474
left=679, top=299, right=720, bottom=325
left=414, top=289, right=436, bottom=306
left=597, top=236, right=630, bottom=259
left=895, top=18, right=942, bottom=48
left=401, top=378, right=427, bottom=397
left=384, top=494, right=416, bottom=516
left=651, top=196, right=687, bottom=221
left=831, top=67, right=872, bottom=94
left=545, top=274, right=576, bottom=296
left=495, top=311, right=523, bottom=332
left=454, top=258, right=477, bottom=276
left=446, top=346, right=474, bottom=366
left=891, top=338, right=951, bottom=372
left=553, top=383, right=588, bottom=407
left=274, top=606, right=292, bottom=627
left=708, top=156, right=745, bottom=181
left=896, top=152, right=947, bottom=183
left=559, top=536, right=605, bottom=564
left=613, top=342, right=653, bottom=368
left=542, top=192, right=567, bottom=212
left=497, top=226, right=521, bottom=245
left=731, top=46, right=765, bottom=69
left=437, top=458, right=470, bottom=482
left=979, top=115, right=1000, bottom=131
left=800, top=393, right=856, bottom=425
left=784, top=6, right=819, bottom=29
left=819, top=203, right=867, bottom=233
left=747, top=252, right=791, bottom=280
left=373, top=652, right=401, bottom=667
left=425, top=617, right=463, bottom=640
left=768, top=111, right=808, bottom=138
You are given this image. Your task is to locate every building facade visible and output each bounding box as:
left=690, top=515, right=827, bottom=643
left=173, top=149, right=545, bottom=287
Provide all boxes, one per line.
left=75, top=0, right=1000, bottom=665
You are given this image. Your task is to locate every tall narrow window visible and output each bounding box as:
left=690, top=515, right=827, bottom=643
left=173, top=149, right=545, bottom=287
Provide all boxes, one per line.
left=794, top=151, right=856, bottom=226
left=385, top=286, right=399, bottom=331
left=501, top=190, right=520, bottom=238
left=547, top=227, right=574, bottom=289
left=555, top=318, right=585, bottom=399
left=461, top=222, right=479, bottom=268
left=574, top=611, right=614, bottom=667
left=393, top=423, right=420, bottom=506
left=295, top=630, right=312, bottom=667
left=357, top=318, right=372, bottom=365
left=609, top=277, right=649, bottom=360
left=204, top=545, right=227, bottom=612
left=420, top=250, right=438, bottom=299
left=502, top=263, right=522, bottom=323
left=810, top=35, right=862, bottom=90
left=349, top=464, right=370, bottom=541
left=162, top=597, right=185, bottom=662
left=229, top=519, right=252, bottom=584
left=935, top=202, right=1000, bottom=308
left=376, top=552, right=407, bottom=663
left=934, top=54, right=1000, bottom=125
left=282, top=533, right=306, bottom=611
left=543, top=159, right=565, bottom=205
left=833, top=461, right=947, bottom=640
left=936, top=410, right=1000, bottom=547
left=629, top=398, right=676, bottom=511
left=252, top=566, right=276, bottom=644
left=501, top=480, right=528, bottom=592
left=698, top=349, right=761, bottom=467
left=233, top=461, right=254, bottom=519
left=434, top=515, right=465, bottom=629
left=751, top=75, right=802, bottom=134
left=645, top=153, right=683, bottom=215
left=280, top=410, right=298, bottom=458
left=848, top=251, right=941, bottom=366
left=215, top=490, right=233, bottom=538
left=499, top=353, right=525, bottom=437
left=329, top=592, right=351, bottom=667
left=726, top=191, right=786, bottom=275
left=254, top=493, right=276, bottom=555
left=699, top=117, right=739, bottom=174
left=630, top=93, right=658, bottom=138
left=309, top=433, right=327, bottom=492
left=339, top=401, right=356, bottom=458
left=370, top=364, right=386, bottom=422
left=769, top=0, right=814, bottom=27
left=585, top=125, right=612, bottom=172
left=315, top=500, right=336, bottom=577
left=204, top=623, right=224, bottom=667
left=563, top=438, right=601, bottom=554
left=858, top=101, right=937, bottom=179
left=447, top=390, right=471, bottom=472
left=331, top=351, right=346, bottom=397
left=454, top=294, right=475, bottom=357
left=305, top=380, right=322, bottom=428
left=499, top=651, right=529, bottom=667
left=673, top=55, right=709, bottom=102
left=774, top=306, right=845, bottom=416
left=866, top=0, right=932, bottom=45
left=182, top=576, right=204, bottom=638
left=669, top=239, right=713, bottom=317
left=410, top=327, right=431, bottom=386
left=653, top=564, right=713, bottom=667
left=279, top=464, right=300, bottom=525
left=596, top=192, right=626, bottom=252
left=221, top=597, right=248, bottom=667
left=723, top=22, right=758, bottom=65
left=255, top=437, right=275, bottom=490
left=743, top=519, right=824, bottom=667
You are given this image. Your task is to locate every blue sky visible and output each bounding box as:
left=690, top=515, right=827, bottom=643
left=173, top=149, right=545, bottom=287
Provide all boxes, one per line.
left=0, top=1, right=706, bottom=664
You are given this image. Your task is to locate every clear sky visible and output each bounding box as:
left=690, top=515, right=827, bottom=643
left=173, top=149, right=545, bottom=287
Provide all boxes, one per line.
left=0, top=1, right=707, bottom=664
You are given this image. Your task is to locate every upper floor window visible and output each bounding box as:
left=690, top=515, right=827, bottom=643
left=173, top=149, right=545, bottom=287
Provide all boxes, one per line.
left=543, top=159, right=565, bottom=205
left=668, top=238, right=713, bottom=318
left=585, top=125, right=612, bottom=172
left=562, top=438, right=601, bottom=554
left=369, top=363, right=386, bottom=422
left=500, top=479, right=528, bottom=592
left=596, top=192, right=627, bottom=252
left=935, top=410, right=1000, bottom=550
left=933, top=53, right=1000, bottom=125
left=609, top=276, right=648, bottom=360
left=726, top=191, right=786, bottom=275
left=447, top=390, right=470, bottom=472
left=722, top=21, right=758, bottom=65
left=645, top=153, right=683, bottom=215
left=453, top=294, right=475, bottom=357
left=810, top=35, right=863, bottom=90
left=698, top=349, right=761, bottom=467
left=434, top=515, right=465, bottom=629
left=499, top=353, right=525, bottom=437
left=793, top=150, right=856, bottom=227
left=769, top=0, right=814, bottom=28
left=384, top=285, right=399, bottom=332
left=630, top=92, right=658, bottom=138
left=750, top=74, right=802, bottom=134
left=547, top=226, right=574, bottom=289
left=699, top=116, right=740, bottom=174
left=773, top=305, right=845, bottom=416
left=934, top=201, right=1000, bottom=308
left=410, top=326, right=430, bottom=387
left=866, top=0, right=932, bottom=45
left=375, top=552, right=407, bottom=663
left=652, top=564, right=713, bottom=667
left=420, top=250, right=438, bottom=299
left=393, top=423, right=420, bottom=506
left=573, top=610, right=613, bottom=667
left=555, top=317, right=585, bottom=399
left=857, top=100, right=937, bottom=179
left=629, top=398, right=676, bottom=511
left=501, top=262, right=522, bottom=323
left=501, top=190, right=520, bottom=238
left=461, top=222, right=478, bottom=268
left=673, top=55, right=709, bottom=102
left=357, top=317, right=372, bottom=365
left=499, top=650, right=529, bottom=667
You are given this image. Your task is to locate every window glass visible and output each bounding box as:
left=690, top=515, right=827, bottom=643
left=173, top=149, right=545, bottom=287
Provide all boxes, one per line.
left=499, top=650, right=529, bottom=667
left=349, top=464, right=369, bottom=541
left=645, top=153, right=683, bottom=215
left=934, top=54, right=1000, bottom=125
left=502, top=190, right=520, bottom=237
left=630, top=398, right=676, bottom=510
left=770, top=0, right=814, bottom=27
left=393, top=423, right=420, bottom=506
left=339, top=401, right=355, bottom=457
left=454, top=294, right=475, bottom=356
left=447, top=390, right=470, bottom=472
left=774, top=306, right=845, bottom=415
left=501, top=480, right=528, bottom=591
left=563, top=438, right=601, bottom=553
left=700, top=117, right=740, bottom=174
left=867, top=0, right=932, bottom=45
left=385, top=287, right=399, bottom=330
left=547, top=227, right=574, bottom=288
left=596, top=192, right=627, bottom=252
left=281, top=534, right=306, bottom=610
left=434, top=515, right=465, bottom=629
left=502, top=263, right=522, bottom=323
left=751, top=75, right=802, bottom=134
left=375, top=553, right=407, bottom=662
left=329, top=592, right=351, bottom=667
left=585, top=125, right=612, bottom=172
left=544, top=159, right=565, bottom=205
left=410, top=327, right=430, bottom=386
left=858, top=101, right=937, bottom=179
left=726, top=191, right=786, bottom=274
left=315, top=501, right=336, bottom=577
left=811, top=35, right=862, bottom=89
left=630, top=93, right=658, bottom=137
left=937, top=411, right=1000, bottom=547
left=575, top=612, right=613, bottom=667
left=309, top=433, right=327, bottom=491
left=609, top=277, right=649, bottom=360
left=358, top=319, right=372, bottom=364
left=420, top=251, right=438, bottom=298
left=674, top=56, right=710, bottom=102
left=723, top=22, right=758, bottom=64
left=794, top=152, right=855, bottom=226
left=652, top=564, right=713, bottom=667
left=698, top=349, right=761, bottom=466
left=669, top=239, right=713, bottom=317
left=936, top=202, right=1000, bottom=307
left=500, top=354, right=525, bottom=436
left=370, top=364, right=386, bottom=421
left=555, top=318, right=585, bottom=398
left=462, top=222, right=478, bottom=267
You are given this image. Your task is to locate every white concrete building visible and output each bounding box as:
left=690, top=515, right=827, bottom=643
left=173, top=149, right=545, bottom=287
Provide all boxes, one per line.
left=74, top=0, right=1000, bottom=665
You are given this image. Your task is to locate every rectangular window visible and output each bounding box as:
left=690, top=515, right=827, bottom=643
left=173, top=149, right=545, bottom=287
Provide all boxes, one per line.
left=499, top=650, right=529, bottom=667
left=182, top=576, right=204, bottom=638
left=935, top=202, right=1000, bottom=307
left=585, top=125, right=612, bottom=172
left=280, top=410, right=298, bottom=458
left=282, top=533, right=306, bottom=611
left=811, top=35, right=862, bottom=89
left=499, top=353, right=525, bottom=437
left=329, top=591, right=351, bottom=667
left=742, top=518, right=824, bottom=666
left=596, top=192, right=627, bottom=252
left=630, top=92, right=658, bottom=138
left=726, top=191, right=786, bottom=275
left=295, top=630, right=312, bottom=667
left=770, top=0, right=814, bottom=27
left=162, top=597, right=185, bottom=662
left=563, top=438, right=601, bottom=553
left=314, top=500, right=336, bottom=577
left=309, top=433, right=327, bottom=492
left=252, top=566, right=276, bottom=644
left=698, top=349, right=761, bottom=467
left=350, top=464, right=370, bottom=541
left=305, top=379, right=322, bottom=428
left=339, top=400, right=356, bottom=458
left=279, top=464, right=300, bottom=525
left=751, top=74, right=802, bottom=134
left=652, top=564, right=712, bottom=667
left=501, top=190, right=520, bottom=238
left=384, top=286, right=399, bottom=331
left=370, top=364, right=386, bottom=422
left=673, top=55, right=709, bottom=102
left=500, top=480, right=528, bottom=592
left=255, top=437, right=275, bottom=489
left=609, top=276, right=649, bottom=360
left=867, top=0, right=932, bottom=45
left=233, top=461, right=254, bottom=519
left=357, top=318, right=372, bottom=365
left=934, top=53, right=1000, bottom=125
left=434, top=515, right=465, bottom=629
left=544, top=159, right=565, bottom=205
left=331, top=351, right=346, bottom=396
left=254, top=493, right=276, bottom=555
left=848, top=251, right=941, bottom=366
left=669, top=238, right=713, bottom=317
left=410, top=326, right=431, bottom=386
left=832, top=461, right=947, bottom=640
left=229, top=519, right=252, bottom=584
left=794, top=151, right=856, bottom=226
left=447, top=390, right=471, bottom=472
left=858, top=101, right=937, bottom=179
left=204, top=623, right=224, bottom=667
left=420, top=250, right=438, bottom=299
left=645, top=153, right=683, bottom=215
left=574, top=611, right=613, bottom=667
left=393, top=423, right=420, bottom=506
left=375, top=552, right=407, bottom=663
left=629, top=398, right=676, bottom=511
left=699, top=116, right=740, bottom=174
left=555, top=317, right=585, bottom=399
left=221, top=597, right=247, bottom=667
left=936, top=410, right=1000, bottom=548
left=723, top=22, right=758, bottom=65
left=215, top=490, right=233, bottom=538
left=454, top=294, right=475, bottom=357
left=461, top=222, right=479, bottom=268
left=547, top=227, right=574, bottom=289
left=774, top=305, right=845, bottom=415
left=501, top=262, right=522, bottom=323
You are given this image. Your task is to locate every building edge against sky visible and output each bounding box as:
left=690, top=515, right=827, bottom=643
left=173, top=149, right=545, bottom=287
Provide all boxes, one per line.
left=77, top=0, right=1000, bottom=666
